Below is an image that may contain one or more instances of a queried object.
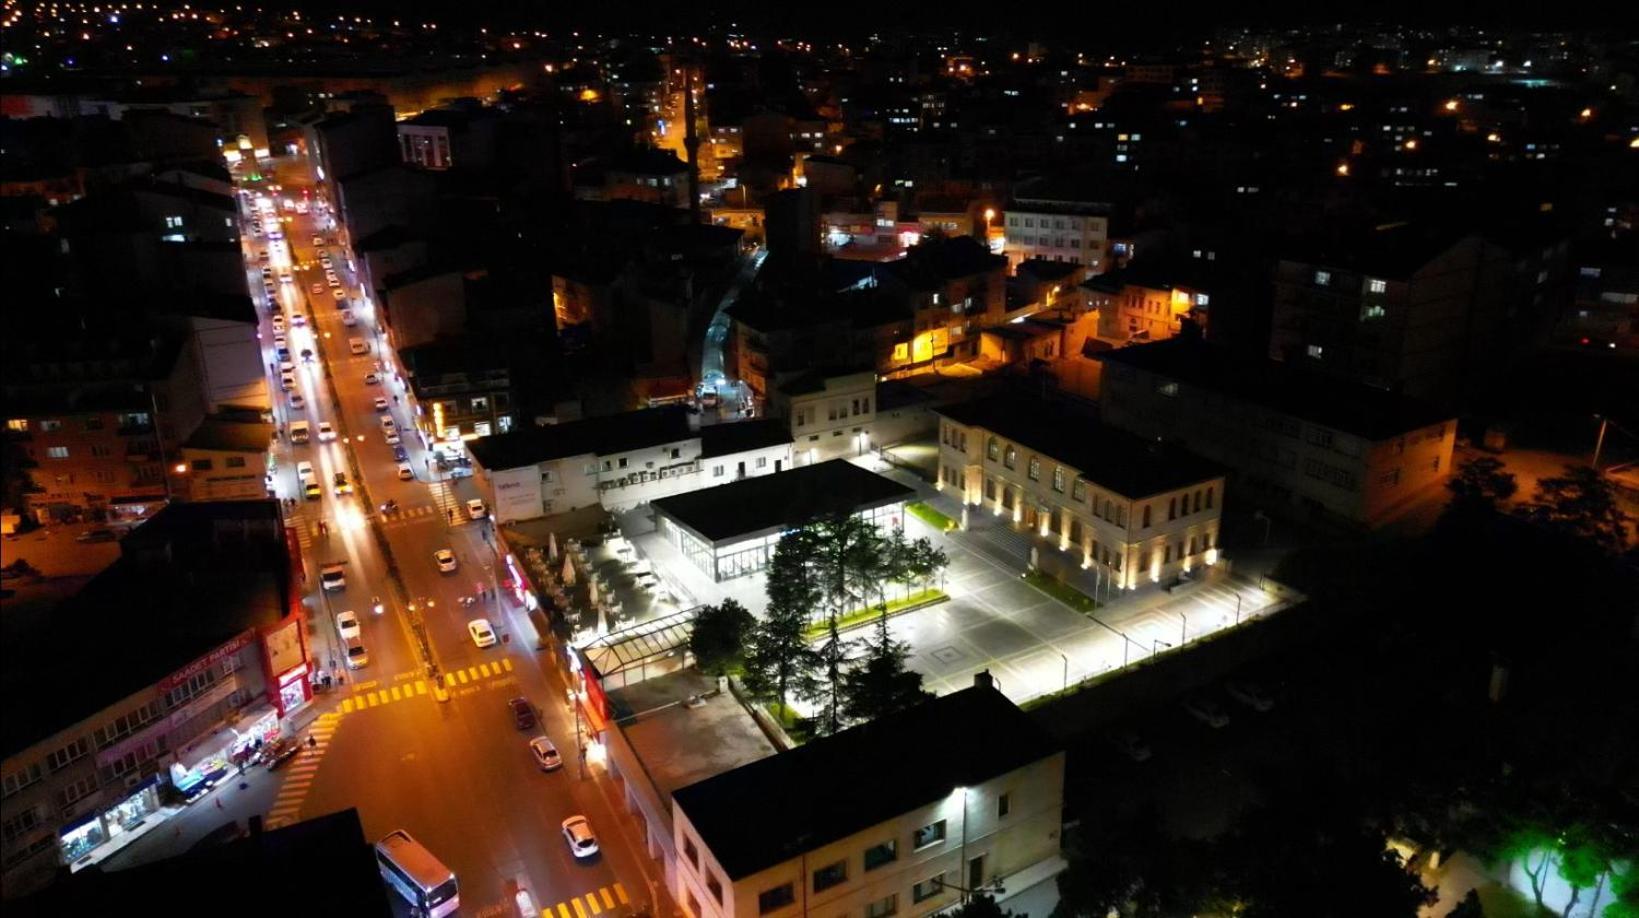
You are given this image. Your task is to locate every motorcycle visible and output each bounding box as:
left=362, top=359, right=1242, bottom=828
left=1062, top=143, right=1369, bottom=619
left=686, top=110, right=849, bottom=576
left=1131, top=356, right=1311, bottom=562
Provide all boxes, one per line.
left=380, top=499, right=398, bottom=514
left=372, top=595, right=384, bottom=616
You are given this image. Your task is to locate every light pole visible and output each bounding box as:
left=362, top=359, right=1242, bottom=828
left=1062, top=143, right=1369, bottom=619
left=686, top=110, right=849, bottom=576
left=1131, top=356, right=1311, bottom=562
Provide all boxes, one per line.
left=1152, top=638, right=1172, bottom=658
left=1234, top=591, right=1243, bottom=625
left=1059, top=651, right=1068, bottom=691
left=1592, top=413, right=1609, bottom=470
left=1178, top=608, right=1189, bottom=644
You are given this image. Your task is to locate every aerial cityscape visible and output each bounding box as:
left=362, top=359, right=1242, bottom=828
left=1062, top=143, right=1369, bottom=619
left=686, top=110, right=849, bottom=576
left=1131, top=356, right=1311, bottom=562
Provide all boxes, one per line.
left=0, top=2, right=1635, bottom=917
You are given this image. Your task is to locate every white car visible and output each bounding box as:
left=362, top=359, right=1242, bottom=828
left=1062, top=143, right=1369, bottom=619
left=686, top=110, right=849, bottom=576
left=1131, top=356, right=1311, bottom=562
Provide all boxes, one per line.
left=384, top=431, right=401, bottom=446
left=336, top=610, right=361, bottom=641
left=467, top=618, right=497, bottom=648
left=363, top=372, right=381, bottom=385
left=319, top=564, right=346, bottom=592
left=373, top=397, right=390, bottom=411
left=311, top=235, right=324, bottom=247
left=397, top=463, right=414, bottom=481
left=317, top=421, right=336, bottom=442
left=380, top=415, right=396, bottom=432
left=291, top=312, right=307, bottom=326
left=271, top=315, right=286, bottom=332
left=288, top=392, right=305, bottom=410
left=435, top=549, right=458, bottom=573
left=272, top=334, right=287, bottom=349
left=295, top=460, right=315, bottom=479
left=466, top=499, right=488, bottom=521
left=561, top=816, right=598, bottom=858
left=529, top=737, right=563, bottom=772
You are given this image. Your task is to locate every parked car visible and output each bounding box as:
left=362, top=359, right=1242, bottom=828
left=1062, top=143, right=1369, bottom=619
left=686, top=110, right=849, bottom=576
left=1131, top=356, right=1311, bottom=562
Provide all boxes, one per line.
left=319, top=564, right=346, bottom=592
left=311, top=282, right=324, bottom=295
left=335, top=610, right=361, bottom=641
left=509, top=697, right=536, bottom=730
left=1225, top=680, right=1275, bottom=712
left=289, top=392, right=305, bottom=410
left=468, top=618, right=497, bottom=648
left=529, top=736, right=563, bottom=772
left=466, top=499, right=488, bottom=520
left=317, top=421, right=336, bottom=442
left=363, top=372, right=381, bottom=385
left=76, top=528, right=118, bottom=543
left=392, top=444, right=409, bottom=462
left=263, top=737, right=301, bottom=770
left=1182, top=695, right=1230, bottom=729
left=397, top=463, right=415, bottom=481
left=373, top=397, right=390, bottom=412
left=561, top=816, right=599, bottom=858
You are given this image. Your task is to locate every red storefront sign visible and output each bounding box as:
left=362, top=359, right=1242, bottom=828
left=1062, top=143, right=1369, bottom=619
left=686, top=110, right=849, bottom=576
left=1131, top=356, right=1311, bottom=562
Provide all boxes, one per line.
left=159, top=632, right=255, bottom=692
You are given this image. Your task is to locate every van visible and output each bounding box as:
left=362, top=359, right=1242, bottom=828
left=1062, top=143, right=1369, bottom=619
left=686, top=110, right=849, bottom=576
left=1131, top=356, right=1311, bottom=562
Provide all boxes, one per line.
left=289, top=421, right=311, bottom=444
left=348, top=338, right=367, bottom=356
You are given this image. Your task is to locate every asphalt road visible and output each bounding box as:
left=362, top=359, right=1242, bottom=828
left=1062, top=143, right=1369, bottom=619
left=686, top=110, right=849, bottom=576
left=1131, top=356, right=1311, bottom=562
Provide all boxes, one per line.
left=236, top=157, right=658, bottom=918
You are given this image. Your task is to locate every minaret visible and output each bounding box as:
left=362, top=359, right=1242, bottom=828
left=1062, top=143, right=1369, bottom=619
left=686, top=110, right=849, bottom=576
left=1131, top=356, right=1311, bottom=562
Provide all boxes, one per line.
left=683, top=60, right=702, bottom=224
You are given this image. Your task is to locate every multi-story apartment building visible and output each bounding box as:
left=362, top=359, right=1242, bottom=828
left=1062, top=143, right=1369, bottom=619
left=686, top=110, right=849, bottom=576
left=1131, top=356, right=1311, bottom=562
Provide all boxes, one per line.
left=936, top=397, right=1226, bottom=588
left=1096, top=336, right=1456, bottom=529
left=672, top=678, right=1065, bottom=918
left=877, top=236, right=1007, bottom=368
left=177, top=415, right=273, bottom=502
left=1003, top=180, right=1113, bottom=272
left=0, top=502, right=309, bottom=896
left=1084, top=260, right=1213, bottom=344
left=469, top=408, right=793, bottom=523
left=396, top=106, right=500, bottom=171
left=1268, top=223, right=1570, bottom=408
left=4, top=329, right=208, bottom=523
left=399, top=337, right=522, bottom=458
left=770, top=368, right=877, bottom=463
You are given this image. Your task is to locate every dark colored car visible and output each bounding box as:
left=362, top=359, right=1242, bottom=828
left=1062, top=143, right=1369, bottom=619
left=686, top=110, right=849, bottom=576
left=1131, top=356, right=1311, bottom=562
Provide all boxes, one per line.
left=263, top=737, right=301, bottom=770
left=509, top=697, right=536, bottom=731
left=392, top=444, right=409, bottom=462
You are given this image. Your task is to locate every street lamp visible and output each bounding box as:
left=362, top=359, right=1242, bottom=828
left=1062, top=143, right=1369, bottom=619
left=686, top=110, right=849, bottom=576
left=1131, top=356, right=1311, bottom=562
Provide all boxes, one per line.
left=1059, top=651, right=1068, bottom=691
left=1234, top=590, right=1243, bottom=625
left=1152, top=638, right=1172, bottom=658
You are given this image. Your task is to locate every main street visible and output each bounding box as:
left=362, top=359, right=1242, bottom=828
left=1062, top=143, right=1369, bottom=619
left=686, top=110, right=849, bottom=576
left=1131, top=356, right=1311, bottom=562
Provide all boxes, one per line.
left=223, top=156, right=659, bottom=917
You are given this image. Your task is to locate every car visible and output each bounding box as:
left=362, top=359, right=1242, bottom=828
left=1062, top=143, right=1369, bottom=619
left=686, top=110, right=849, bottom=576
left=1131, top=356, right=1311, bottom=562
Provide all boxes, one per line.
left=466, top=499, right=488, bottom=521
left=311, top=235, right=324, bottom=246
left=509, top=697, right=536, bottom=730
left=280, top=373, right=296, bottom=391
left=1182, top=695, right=1231, bottom=729
left=319, top=564, right=346, bottom=592
left=262, top=736, right=301, bottom=770
left=260, top=266, right=273, bottom=278
left=373, top=397, right=390, bottom=412
left=304, top=479, right=323, bottom=500
left=331, top=287, right=346, bottom=299
left=467, top=618, right=497, bottom=648
left=380, top=415, right=396, bottom=431
left=271, top=315, right=286, bottom=332
left=384, top=431, right=401, bottom=446
left=435, top=549, right=458, bottom=573
left=295, top=461, right=315, bottom=479
left=325, top=273, right=340, bottom=286
left=363, top=372, right=381, bottom=385
left=392, top=444, right=409, bottom=462
left=311, top=282, right=324, bottom=295
left=258, top=249, right=269, bottom=262
left=290, top=312, right=307, bottom=326
left=341, top=309, right=357, bottom=326
left=76, top=527, right=119, bottom=543
left=561, top=816, right=599, bottom=859
left=278, top=360, right=295, bottom=375
left=278, top=271, right=293, bottom=284
left=397, top=463, right=415, bottom=481
left=317, top=421, right=336, bottom=442
left=288, top=392, right=305, bottom=410
left=1110, top=731, right=1152, bottom=763
left=1225, top=680, right=1275, bottom=712
left=272, top=334, right=287, bottom=349
left=333, top=472, right=353, bottom=495
left=335, top=610, right=361, bottom=640
left=276, top=346, right=291, bottom=363
left=528, top=736, right=563, bottom=771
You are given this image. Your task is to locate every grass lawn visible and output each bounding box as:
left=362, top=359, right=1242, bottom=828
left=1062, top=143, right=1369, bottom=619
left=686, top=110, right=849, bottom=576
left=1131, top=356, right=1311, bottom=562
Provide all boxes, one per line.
left=1023, top=569, right=1098, bottom=612
left=803, top=588, right=948, bottom=640
left=765, top=702, right=801, bottom=730
left=907, top=501, right=958, bottom=532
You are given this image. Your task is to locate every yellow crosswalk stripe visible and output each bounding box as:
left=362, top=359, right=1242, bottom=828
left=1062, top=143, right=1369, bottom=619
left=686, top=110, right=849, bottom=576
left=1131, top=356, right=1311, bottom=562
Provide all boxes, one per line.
left=557, top=904, right=572, bottom=918
left=390, top=686, right=402, bottom=702
left=367, top=693, right=379, bottom=707
left=600, top=888, right=615, bottom=909
left=340, top=699, right=354, bottom=714
left=503, top=658, right=514, bottom=672
left=415, top=680, right=427, bottom=695
left=466, top=665, right=480, bottom=681
left=585, top=892, right=603, bottom=915
left=572, top=897, right=588, bottom=918
left=456, top=670, right=469, bottom=685
left=614, top=884, right=629, bottom=905
left=479, top=663, right=493, bottom=679
left=444, top=672, right=456, bottom=687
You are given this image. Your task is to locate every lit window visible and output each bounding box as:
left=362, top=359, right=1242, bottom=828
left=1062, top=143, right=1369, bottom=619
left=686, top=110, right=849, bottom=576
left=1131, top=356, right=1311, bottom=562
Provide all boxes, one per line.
left=1314, top=270, right=1331, bottom=286
left=1368, top=278, right=1387, bottom=293
left=1307, top=344, right=1324, bottom=358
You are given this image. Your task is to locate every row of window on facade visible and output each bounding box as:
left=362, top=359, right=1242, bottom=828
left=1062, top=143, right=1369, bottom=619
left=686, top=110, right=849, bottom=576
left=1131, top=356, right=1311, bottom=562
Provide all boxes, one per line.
left=7, top=413, right=152, bottom=434
left=1006, top=215, right=1091, bottom=231
left=1312, top=270, right=1390, bottom=294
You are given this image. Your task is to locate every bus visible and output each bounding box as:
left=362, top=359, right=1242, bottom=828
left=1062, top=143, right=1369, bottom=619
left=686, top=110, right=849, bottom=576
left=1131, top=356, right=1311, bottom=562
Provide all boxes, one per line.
left=375, top=830, right=459, bottom=917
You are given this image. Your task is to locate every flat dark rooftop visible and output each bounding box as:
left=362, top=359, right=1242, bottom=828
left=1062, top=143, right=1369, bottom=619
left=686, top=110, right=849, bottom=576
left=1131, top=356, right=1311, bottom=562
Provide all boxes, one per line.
left=698, top=418, right=791, bottom=459
left=9, top=809, right=391, bottom=918
left=650, top=459, right=912, bottom=544
left=0, top=501, right=290, bottom=758
left=469, top=407, right=693, bottom=470
left=1093, top=337, right=1454, bottom=441
left=673, top=685, right=1059, bottom=881
left=935, top=397, right=1223, bottom=498
left=183, top=416, right=274, bottom=452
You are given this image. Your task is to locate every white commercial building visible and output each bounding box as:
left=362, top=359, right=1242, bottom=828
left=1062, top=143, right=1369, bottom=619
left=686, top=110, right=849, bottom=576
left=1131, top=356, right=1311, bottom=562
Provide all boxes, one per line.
left=468, top=408, right=794, bottom=523
left=671, top=677, right=1066, bottom=918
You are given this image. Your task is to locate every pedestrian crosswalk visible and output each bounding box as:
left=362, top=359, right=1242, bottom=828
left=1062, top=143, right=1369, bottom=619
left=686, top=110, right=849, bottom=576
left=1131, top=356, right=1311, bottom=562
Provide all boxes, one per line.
left=540, top=883, right=630, bottom=918
left=337, top=678, right=435, bottom=714
left=264, top=712, right=341, bottom=830
left=442, top=656, right=514, bottom=688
